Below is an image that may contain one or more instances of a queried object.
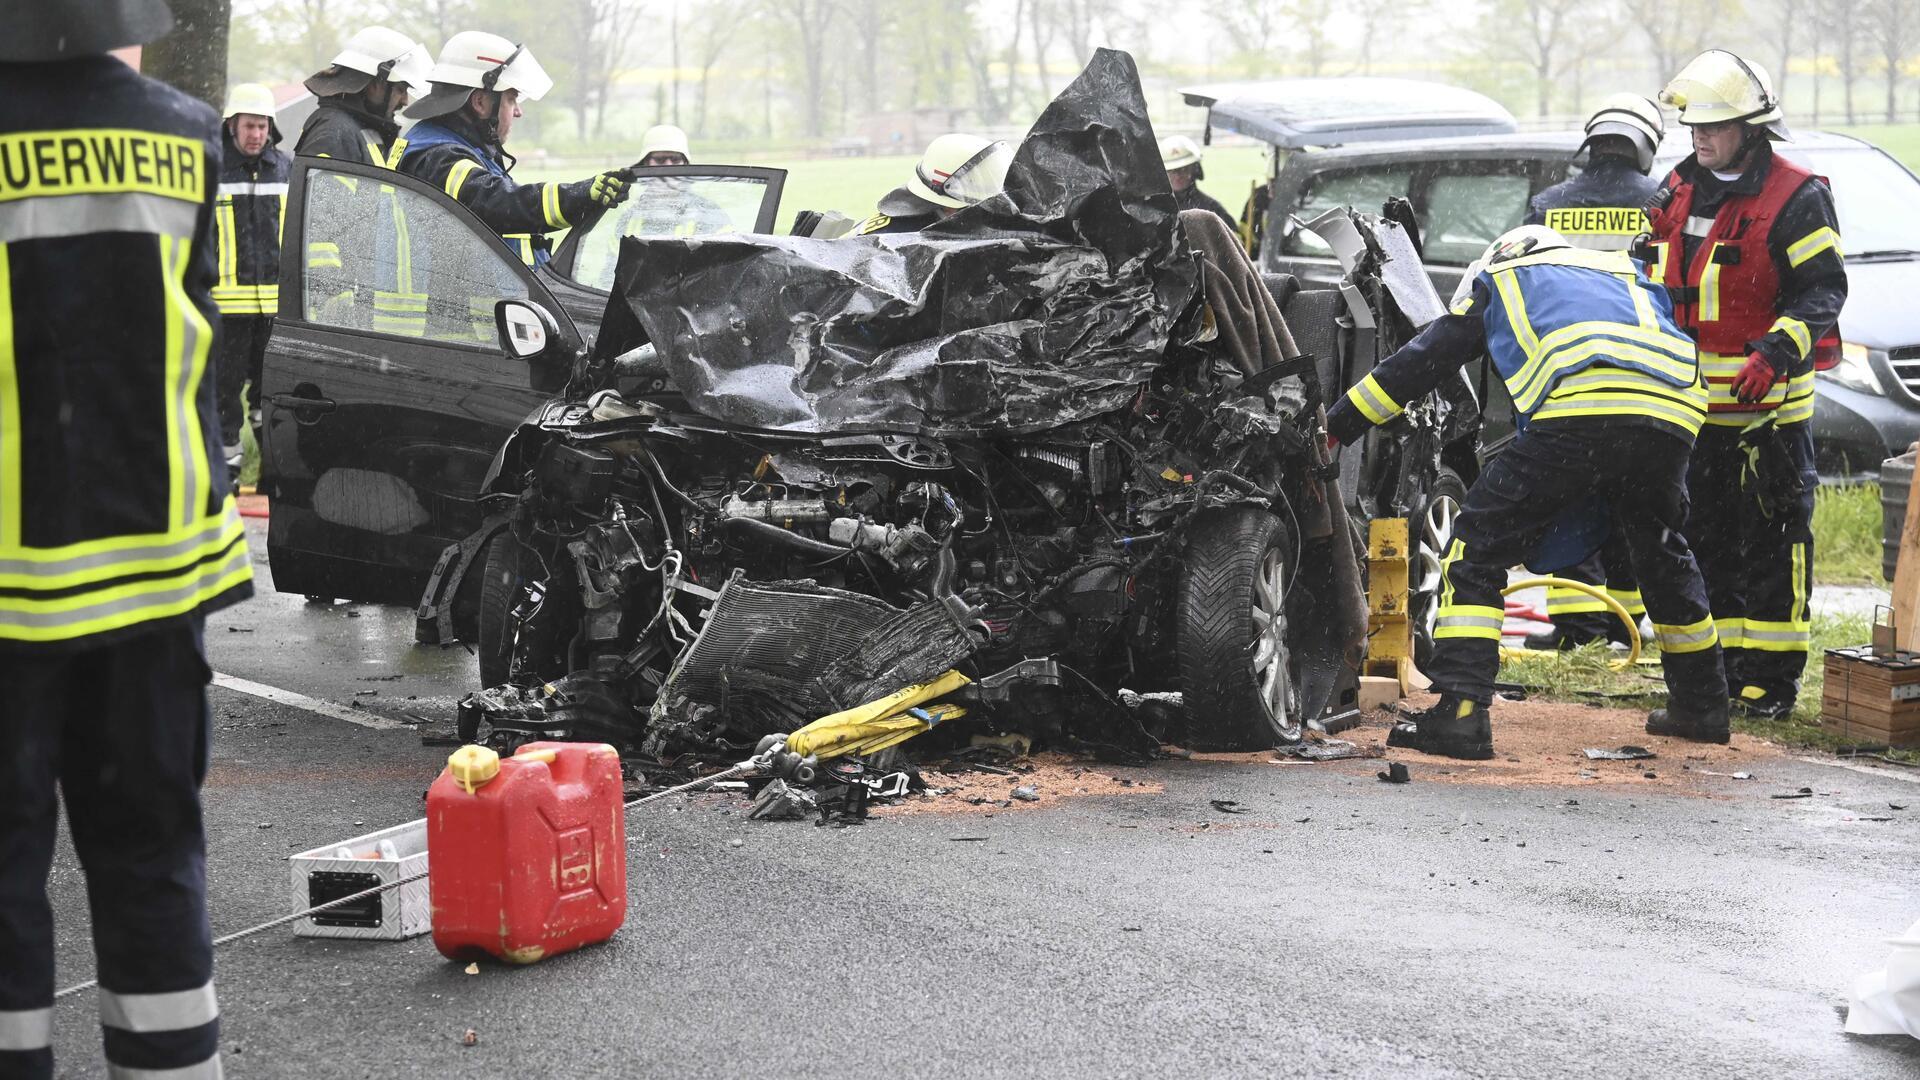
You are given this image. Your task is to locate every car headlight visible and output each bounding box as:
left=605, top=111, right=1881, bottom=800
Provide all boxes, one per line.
left=1821, top=341, right=1886, bottom=396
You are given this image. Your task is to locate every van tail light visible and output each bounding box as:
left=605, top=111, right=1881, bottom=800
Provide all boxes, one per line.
left=1813, top=334, right=1843, bottom=371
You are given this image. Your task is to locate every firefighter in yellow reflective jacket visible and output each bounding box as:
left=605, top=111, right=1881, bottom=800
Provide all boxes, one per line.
left=0, top=4, right=251, bottom=1078
left=212, top=82, right=291, bottom=479
left=1326, top=226, right=1728, bottom=759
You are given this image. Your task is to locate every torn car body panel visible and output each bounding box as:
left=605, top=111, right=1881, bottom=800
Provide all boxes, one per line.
left=594, top=50, right=1198, bottom=437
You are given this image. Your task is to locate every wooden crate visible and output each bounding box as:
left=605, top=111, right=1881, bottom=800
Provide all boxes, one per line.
left=1821, top=647, right=1920, bottom=747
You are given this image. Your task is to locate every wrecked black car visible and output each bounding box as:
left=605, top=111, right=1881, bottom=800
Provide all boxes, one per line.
left=447, top=52, right=1366, bottom=759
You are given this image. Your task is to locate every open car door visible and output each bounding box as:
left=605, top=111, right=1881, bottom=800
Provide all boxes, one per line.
left=546, top=164, right=787, bottom=293
left=258, top=157, right=579, bottom=604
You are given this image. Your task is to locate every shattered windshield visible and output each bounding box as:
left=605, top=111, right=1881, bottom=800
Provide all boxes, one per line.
left=569, top=174, right=775, bottom=290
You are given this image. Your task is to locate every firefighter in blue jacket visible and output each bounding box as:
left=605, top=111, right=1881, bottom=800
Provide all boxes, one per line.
left=1520, top=94, right=1668, bottom=650
left=1326, top=225, right=1728, bottom=758
left=398, top=31, right=630, bottom=267
left=211, top=82, right=291, bottom=479
left=1, top=3, right=251, bottom=1077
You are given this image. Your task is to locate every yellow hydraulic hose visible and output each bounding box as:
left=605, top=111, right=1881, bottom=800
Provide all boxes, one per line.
left=1499, top=576, right=1641, bottom=668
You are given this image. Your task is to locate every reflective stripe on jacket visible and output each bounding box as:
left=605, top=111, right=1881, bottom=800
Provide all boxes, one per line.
left=0, top=56, right=253, bottom=649
left=1648, top=147, right=1846, bottom=426
left=293, top=98, right=404, bottom=167
left=1475, top=247, right=1705, bottom=430
left=397, top=118, right=573, bottom=267
left=1325, top=246, right=1706, bottom=446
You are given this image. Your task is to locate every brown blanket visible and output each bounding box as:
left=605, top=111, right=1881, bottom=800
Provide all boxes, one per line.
left=1179, top=209, right=1300, bottom=377
left=1178, top=209, right=1369, bottom=686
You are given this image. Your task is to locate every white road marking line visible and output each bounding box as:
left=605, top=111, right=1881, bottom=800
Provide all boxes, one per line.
left=211, top=673, right=409, bottom=731
left=1795, top=756, right=1920, bottom=786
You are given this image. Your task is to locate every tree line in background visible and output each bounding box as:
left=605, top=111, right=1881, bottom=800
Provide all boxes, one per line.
left=180, top=0, right=1919, bottom=148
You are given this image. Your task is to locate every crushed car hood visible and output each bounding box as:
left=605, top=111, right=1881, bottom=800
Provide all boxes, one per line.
left=594, top=49, right=1200, bottom=437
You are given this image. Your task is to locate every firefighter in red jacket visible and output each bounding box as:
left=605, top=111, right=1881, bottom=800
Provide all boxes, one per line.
left=1648, top=50, right=1848, bottom=720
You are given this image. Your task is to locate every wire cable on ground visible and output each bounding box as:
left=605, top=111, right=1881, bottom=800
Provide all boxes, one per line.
left=53, top=759, right=763, bottom=1000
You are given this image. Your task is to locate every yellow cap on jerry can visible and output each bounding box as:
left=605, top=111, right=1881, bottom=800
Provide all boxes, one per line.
left=447, top=745, right=500, bottom=794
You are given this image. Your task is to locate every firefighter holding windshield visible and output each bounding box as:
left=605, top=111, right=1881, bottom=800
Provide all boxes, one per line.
left=295, top=25, right=430, bottom=166
left=398, top=31, right=631, bottom=266
left=1, top=4, right=251, bottom=1077
left=1650, top=50, right=1847, bottom=721
left=1520, top=93, right=1667, bottom=651
left=1327, top=226, right=1728, bottom=758
left=853, top=133, right=1014, bottom=235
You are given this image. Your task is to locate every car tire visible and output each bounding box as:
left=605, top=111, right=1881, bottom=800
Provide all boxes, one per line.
left=1175, top=506, right=1303, bottom=750
left=476, top=532, right=523, bottom=688
left=1410, top=467, right=1468, bottom=670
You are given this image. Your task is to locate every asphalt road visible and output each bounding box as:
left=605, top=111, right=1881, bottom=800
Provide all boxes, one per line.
left=36, top=520, right=1920, bottom=1077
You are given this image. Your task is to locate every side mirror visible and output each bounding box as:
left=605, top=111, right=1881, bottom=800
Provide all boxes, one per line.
left=496, top=299, right=577, bottom=393
left=496, top=299, right=560, bottom=360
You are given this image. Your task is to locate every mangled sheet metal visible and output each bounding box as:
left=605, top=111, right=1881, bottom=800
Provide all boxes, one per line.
left=646, top=574, right=981, bottom=754
left=594, top=48, right=1199, bottom=437
left=1304, top=207, right=1445, bottom=331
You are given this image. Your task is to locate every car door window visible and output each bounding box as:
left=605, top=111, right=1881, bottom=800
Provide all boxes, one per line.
left=1419, top=172, right=1532, bottom=265
left=301, top=167, right=529, bottom=346
left=569, top=174, right=778, bottom=291
left=1281, top=167, right=1413, bottom=256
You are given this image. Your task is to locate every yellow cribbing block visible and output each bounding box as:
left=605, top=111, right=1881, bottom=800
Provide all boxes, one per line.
left=785, top=670, right=973, bottom=759
left=1365, top=518, right=1412, bottom=692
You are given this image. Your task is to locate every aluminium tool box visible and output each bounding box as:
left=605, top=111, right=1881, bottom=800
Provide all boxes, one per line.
left=288, top=819, right=431, bottom=940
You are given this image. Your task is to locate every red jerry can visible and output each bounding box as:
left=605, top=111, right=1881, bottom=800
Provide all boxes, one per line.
left=427, top=741, right=627, bottom=964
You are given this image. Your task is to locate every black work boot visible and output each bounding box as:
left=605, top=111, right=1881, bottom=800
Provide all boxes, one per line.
left=1523, top=628, right=1576, bottom=651
left=1388, top=695, right=1494, bottom=760
left=1645, top=699, right=1732, bottom=744
left=1731, top=684, right=1795, bottom=722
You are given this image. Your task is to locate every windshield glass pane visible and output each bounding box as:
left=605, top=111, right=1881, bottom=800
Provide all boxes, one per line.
left=570, top=174, right=771, bottom=290
left=1777, top=147, right=1920, bottom=255
left=1282, top=167, right=1412, bottom=256
left=1419, top=172, right=1531, bottom=264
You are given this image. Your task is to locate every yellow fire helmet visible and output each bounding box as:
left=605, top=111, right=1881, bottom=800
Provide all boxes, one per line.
left=1660, top=49, right=1788, bottom=139
left=1159, top=134, right=1204, bottom=173
left=222, top=82, right=278, bottom=120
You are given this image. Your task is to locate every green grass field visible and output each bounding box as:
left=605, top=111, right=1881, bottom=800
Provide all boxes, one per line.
left=1833, top=123, right=1920, bottom=171
left=1497, top=611, right=1904, bottom=753
left=519, top=144, right=1276, bottom=230
left=519, top=121, right=1919, bottom=232
left=1813, top=480, right=1886, bottom=586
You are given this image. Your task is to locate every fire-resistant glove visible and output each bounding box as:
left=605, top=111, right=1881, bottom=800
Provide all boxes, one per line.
left=564, top=169, right=632, bottom=210
left=1730, top=350, right=1779, bottom=403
